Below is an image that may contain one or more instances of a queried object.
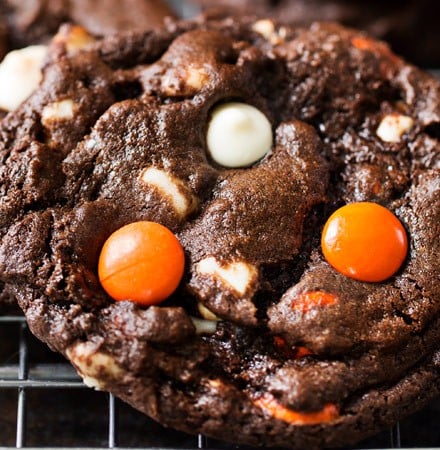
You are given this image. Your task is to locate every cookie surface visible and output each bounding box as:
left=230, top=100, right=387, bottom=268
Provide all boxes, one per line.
left=0, top=0, right=174, bottom=55
left=0, top=16, right=439, bottom=449
left=191, top=0, right=440, bottom=67
left=0, top=0, right=175, bottom=305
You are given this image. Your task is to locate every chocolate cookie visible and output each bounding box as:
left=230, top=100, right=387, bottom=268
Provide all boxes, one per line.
left=0, top=0, right=174, bottom=306
left=0, top=0, right=175, bottom=55
left=191, top=0, right=440, bottom=67
left=0, top=16, right=439, bottom=449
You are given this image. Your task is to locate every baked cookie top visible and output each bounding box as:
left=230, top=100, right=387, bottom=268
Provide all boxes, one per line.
left=0, top=0, right=175, bottom=56
left=0, top=15, right=439, bottom=449
left=191, top=0, right=440, bottom=66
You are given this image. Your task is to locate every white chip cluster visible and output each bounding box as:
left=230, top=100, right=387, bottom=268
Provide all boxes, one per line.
left=206, top=102, right=273, bottom=168
left=196, top=256, right=258, bottom=296
left=252, top=19, right=287, bottom=45
left=41, top=99, right=76, bottom=125
left=376, top=113, right=414, bottom=143
left=67, top=342, right=126, bottom=390
left=190, top=316, right=218, bottom=335
left=53, top=25, right=95, bottom=54
left=0, top=45, right=47, bottom=111
left=140, top=166, right=197, bottom=218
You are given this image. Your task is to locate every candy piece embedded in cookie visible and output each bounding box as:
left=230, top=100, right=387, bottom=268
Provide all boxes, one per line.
left=98, top=221, right=185, bottom=305
left=0, top=0, right=176, bottom=114
left=191, top=0, right=440, bottom=66
left=206, top=102, right=273, bottom=167
left=321, top=202, right=408, bottom=282
left=0, top=15, right=439, bottom=449
left=0, top=0, right=175, bottom=53
left=0, top=45, right=47, bottom=111
left=0, top=0, right=175, bottom=308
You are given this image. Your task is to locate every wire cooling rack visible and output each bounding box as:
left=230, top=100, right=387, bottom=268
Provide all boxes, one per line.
left=0, top=315, right=206, bottom=449
left=0, top=315, right=439, bottom=449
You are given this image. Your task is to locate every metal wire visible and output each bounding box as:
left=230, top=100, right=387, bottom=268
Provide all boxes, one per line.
left=108, top=394, right=118, bottom=448
left=2, top=315, right=439, bottom=450
left=0, top=316, right=210, bottom=449
left=390, top=422, right=402, bottom=449
left=16, top=322, right=28, bottom=448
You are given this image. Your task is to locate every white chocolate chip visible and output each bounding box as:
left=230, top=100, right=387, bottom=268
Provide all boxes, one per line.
left=0, top=45, right=47, bottom=111
left=207, top=378, right=223, bottom=389
left=161, top=75, right=179, bottom=96
left=53, top=25, right=95, bottom=54
left=206, top=102, right=272, bottom=168
left=185, top=66, right=209, bottom=91
left=196, top=257, right=258, bottom=296
left=252, top=20, right=287, bottom=45
left=41, top=99, right=76, bottom=125
left=376, top=114, right=414, bottom=143
left=252, top=19, right=276, bottom=39
left=278, top=27, right=288, bottom=40
left=161, top=66, right=209, bottom=96
left=197, top=302, right=220, bottom=321
left=140, top=167, right=197, bottom=218
left=66, top=342, right=125, bottom=390
left=190, top=316, right=218, bottom=335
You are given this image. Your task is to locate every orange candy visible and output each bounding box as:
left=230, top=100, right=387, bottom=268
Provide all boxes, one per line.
left=321, top=202, right=408, bottom=282
left=291, top=291, right=338, bottom=313
left=351, top=36, right=400, bottom=62
left=254, top=394, right=339, bottom=426
left=293, top=346, right=314, bottom=359
left=273, top=336, right=313, bottom=359
left=98, top=221, right=185, bottom=305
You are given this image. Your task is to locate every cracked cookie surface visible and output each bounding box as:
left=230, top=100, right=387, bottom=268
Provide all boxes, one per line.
left=192, top=0, right=440, bottom=66
left=0, top=0, right=174, bottom=60
left=0, top=16, right=439, bottom=449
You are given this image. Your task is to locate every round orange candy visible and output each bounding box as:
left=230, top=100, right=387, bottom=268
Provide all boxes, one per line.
left=98, top=221, right=185, bottom=305
left=321, top=202, right=408, bottom=282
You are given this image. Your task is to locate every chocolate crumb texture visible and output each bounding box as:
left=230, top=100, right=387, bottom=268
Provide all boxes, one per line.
left=0, top=0, right=175, bottom=59
left=190, top=0, right=440, bottom=66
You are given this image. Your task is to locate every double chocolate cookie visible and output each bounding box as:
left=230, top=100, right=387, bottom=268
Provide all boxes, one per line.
left=0, top=0, right=175, bottom=308
left=0, top=0, right=175, bottom=60
left=192, top=0, right=440, bottom=67
left=0, top=15, right=439, bottom=449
